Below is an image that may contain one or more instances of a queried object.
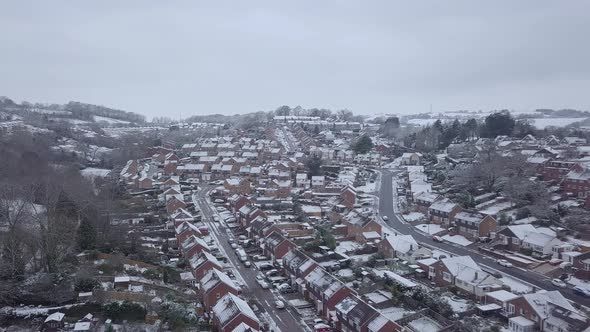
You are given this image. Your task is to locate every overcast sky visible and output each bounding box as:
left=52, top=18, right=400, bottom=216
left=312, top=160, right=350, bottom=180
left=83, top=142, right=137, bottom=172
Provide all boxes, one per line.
left=1, top=1, right=589, bottom=119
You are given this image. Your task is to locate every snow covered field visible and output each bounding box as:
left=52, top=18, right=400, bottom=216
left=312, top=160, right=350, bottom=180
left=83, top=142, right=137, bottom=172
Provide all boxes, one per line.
left=441, top=234, right=473, bottom=246
left=80, top=167, right=111, bottom=178
left=94, top=115, right=131, bottom=124
left=414, top=223, right=444, bottom=235
left=529, top=117, right=587, bottom=129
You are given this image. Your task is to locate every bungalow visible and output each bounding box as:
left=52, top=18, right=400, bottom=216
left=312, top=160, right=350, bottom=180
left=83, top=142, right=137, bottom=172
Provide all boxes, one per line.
left=200, top=268, right=240, bottom=310
left=521, top=232, right=562, bottom=258
left=454, top=211, right=497, bottom=241
left=496, top=224, right=537, bottom=251
left=506, top=291, right=587, bottom=332
left=429, top=199, right=462, bottom=226
left=189, top=251, right=223, bottom=281
left=485, top=290, right=520, bottom=318
left=429, top=255, right=481, bottom=288
left=377, top=234, right=431, bottom=263
left=212, top=294, right=260, bottom=332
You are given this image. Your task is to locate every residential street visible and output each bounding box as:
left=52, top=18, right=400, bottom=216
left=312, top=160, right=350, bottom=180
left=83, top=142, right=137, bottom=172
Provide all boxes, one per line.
left=193, top=187, right=307, bottom=332
left=378, top=169, right=590, bottom=308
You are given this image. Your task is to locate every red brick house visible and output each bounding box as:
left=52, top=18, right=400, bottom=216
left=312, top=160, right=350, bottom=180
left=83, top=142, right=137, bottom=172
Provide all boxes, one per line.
left=413, top=192, right=440, bottom=213
left=454, top=211, right=497, bottom=240
left=238, top=206, right=266, bottom=228
left=539, top=160, right=581, bottom=183
left=335, top=295, right=399, bottom=332
left=228, top=194, right=251, bottom=213
left=572, top=251, right=590, bottom=280
left=304, top=267, right=354, bottom=319
left=263, top=231, right=296, bottom=262
left=428, top=199, right=462, bottom=226
left=181, top=235, right=210, bottom=261
left=563, top=168, right=590, bottom=198
left=212, top=294, right=259, bottom=332
left=200, top=268, right=240, bottom=310
left=171, top=208, right=194, bottom=227
left=224, top=178, right=252, bottom=195
left=166, top=196, right=187, bottom=214
left=283, top=249, right=319, bottom=280
left=175, top=221, right=202, bottom=246
left=505, top=291, right=588, bottom=332
left=340, top=186, right=357, bottom=209
left=189, top=252, right=223, bottom=281
left=342, top=212, right=382, bottom=244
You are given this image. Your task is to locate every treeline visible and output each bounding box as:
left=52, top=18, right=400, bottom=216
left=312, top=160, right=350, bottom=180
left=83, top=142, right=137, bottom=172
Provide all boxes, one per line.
left=402, top=111, right=549, bottom=152
left=0, top=97, right=146, bottom=124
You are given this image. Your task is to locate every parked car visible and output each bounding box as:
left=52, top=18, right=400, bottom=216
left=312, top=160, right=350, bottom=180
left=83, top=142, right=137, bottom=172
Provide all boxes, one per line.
left=213, top=216, right=220, bottom=222
left=258, top=263, right=274, bottom=271
left=382, top=216, right=389, bottom=221
left=278, top=284, right=296, bottom=294
left=314, top=323, right=331, bottom=332
left=230, top=243, right=238, bottom=249
left=497, top=259, right=513, bottom=268
left=265, top=269, right=279, bottom=278
left=274, top=300, right=285, bottom=309
left=244, top=261, right=251, bottom=268
left=574, top=286, right=590, bottom=297
left=432, top=235, right=443, bottom=243
left=552, top=278, right=567, bottom=288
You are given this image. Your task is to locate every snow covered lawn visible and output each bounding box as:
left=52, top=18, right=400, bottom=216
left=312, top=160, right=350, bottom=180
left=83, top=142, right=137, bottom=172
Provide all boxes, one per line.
left=357, top=181, right=377, bottom=193
left=499, top=276, right=533, bottom=294
left=441, top=234, right=473, bottom=246
left=403, top=212, right=425, bottom=222
left=442, top=295, right=472, bottom=313
left=414, top=223, right=444, bottom=235
left=336, top=241, right=362, bottom=254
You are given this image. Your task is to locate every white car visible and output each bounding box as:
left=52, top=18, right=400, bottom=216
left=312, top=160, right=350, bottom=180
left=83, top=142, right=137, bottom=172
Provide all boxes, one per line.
left=552, top=278, right=567, bottom=288
left=497, top=259, right=513, bottom=268
left=274, top=300, right=285, bottom=309
left=382, top=216, right=389, bottom=221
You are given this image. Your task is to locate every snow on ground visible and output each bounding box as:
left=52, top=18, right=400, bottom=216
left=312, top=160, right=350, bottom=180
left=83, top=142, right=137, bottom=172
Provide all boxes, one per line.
left=383, top=157, right=402, bottom=169
left=407, top=317, right=441, bottom=332
left=499, top=276, right=533, bottom=294
left=567, top=277, right=590, bottom=291
left=442, top=295, right=472, bottom=313
left=478, top=201, right=513, bottom=215
left=380, top=306, right=414, bottom=321
left=357, top=181, right=378, bottom=193
left=441, top=234, right=473, bottom=246
left=414, top=223, right=444, bottom=235
left=407, top=118, right=441, bottom=126
left=348, top=254, right=373, bottom=263
left=529, top=117, right=588, bottom=129
left=336, top=268, right=354, bottom=279
left=336, top=241, right=362, bottom=255
left=403, top=212, right=425, bottom=222
left=94, top=115, right=131, bottom=124
left=80, top=167, right=111, bottom=178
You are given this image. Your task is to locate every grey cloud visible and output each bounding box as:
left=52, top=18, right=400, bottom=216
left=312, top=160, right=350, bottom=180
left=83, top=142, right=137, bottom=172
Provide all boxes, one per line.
left=0, top=1, right=588, bottom=118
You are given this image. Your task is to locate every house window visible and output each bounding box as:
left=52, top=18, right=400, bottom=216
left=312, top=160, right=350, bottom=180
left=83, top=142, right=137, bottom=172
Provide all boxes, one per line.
left=443, top=272, right=451, bottom=282
left=508, top=304, right=515, bottom=313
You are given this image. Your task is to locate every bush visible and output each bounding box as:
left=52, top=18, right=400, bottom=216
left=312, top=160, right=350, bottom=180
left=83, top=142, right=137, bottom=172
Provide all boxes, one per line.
left=74, top=276, right=99, bottom=292
left=103, top=301, right=146, bottom=321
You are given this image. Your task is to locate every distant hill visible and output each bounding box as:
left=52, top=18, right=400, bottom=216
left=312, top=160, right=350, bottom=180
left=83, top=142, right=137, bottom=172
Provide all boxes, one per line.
left=0, top=96, right=145, bottom=124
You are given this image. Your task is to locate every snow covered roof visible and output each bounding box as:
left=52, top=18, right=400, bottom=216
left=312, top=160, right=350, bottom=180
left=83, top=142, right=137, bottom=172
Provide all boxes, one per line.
left=383, top=234, right=418, bottom=254
left=182, top=235, right=210, bottom=252
left=44, top=312, right=65, bottom=323
left=189, top=251, right=222, bottom=270
left=486, top=290, right=519, bottom=302
left=441, top=256, right=481, bottom=277
left=201, top=268, right=239, bottom=293
left=522, top=232, right=557, bottom=247
left=429, top=199, right=458, bottom=213
left=212, top=293, right=259, bottom=327
left=523, top=291, right=578, bottom=320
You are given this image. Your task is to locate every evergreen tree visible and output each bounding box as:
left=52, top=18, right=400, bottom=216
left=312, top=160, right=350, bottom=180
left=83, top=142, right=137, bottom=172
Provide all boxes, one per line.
left=352, top=135, right=373, bottom=154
